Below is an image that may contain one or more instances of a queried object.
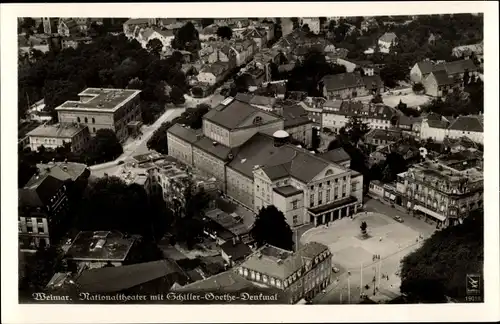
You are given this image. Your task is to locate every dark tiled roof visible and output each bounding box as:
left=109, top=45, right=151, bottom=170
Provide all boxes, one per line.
left=444, top=59, right=478, bottom=75
left=204, top=98, right=260, bottom=129
left=167, top=124, right=202, bottom=144
left=76, top=260, right=188, bottom=293
left=273, top=185, right=303, bottom=197
left=322, top=73, right=365, bottom=92
left=228, top=133, right=276, bottom=178
left=319, top=148, right=351, bottom=164
left=25, top=162, right=88, bottom=188
left=448, top=115, right=483, bottom=132
left=427, top=119, right=450, bottom=129
left=194, top=136, right=233, bottom=160
left=262, top=145, right=341, bottom=183
left=282, top=104, right=312, bottom=128
left=362, top=75, right=384, bottom=89
left=220, top=240, right=252, bottom=262
left=19, top=175, right=65, bottom=207
left=430, top=70, right=454, bottom=86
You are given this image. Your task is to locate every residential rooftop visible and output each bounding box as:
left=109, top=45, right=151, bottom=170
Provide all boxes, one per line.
left=56, top=88, right=141, bottom=112
left=27, top=123, right=88, bottom=139
left=25, top=161, right=89, bottom=188
left=240, top=242, right=329, bottom=280
left=75, top=259, right=188, bottom=293
left=64, top=231, right=136, bottom=262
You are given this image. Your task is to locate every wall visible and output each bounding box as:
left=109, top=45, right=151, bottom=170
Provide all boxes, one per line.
left=324, top=85, right=366, bottom=100
left=203, top=120, right=231, bottom=146
left=167, top=133, right=194, bottom=166
left=229, top=119, right=283, bottom=148
left=192, top=147, right=226, bottom=189
left=447, top=129, right=483, bottom=144
left=420, top=120, right=447, bottom=142
left=226, top=167, right=254, bottom=209
left=350, top=174, right=364, bottom=207
left=273, top=191, right=305, bottom=228
left=410, top=64, right=424, bottom=84
left=321, top=112, right=348, bottom=133
left=286, top=123, right=312, bottom=147
left=422, top=74, right=439, bottom=97
left=336, top=58, right=357, bottom=73
left=368, top=182, right=385, bottom=199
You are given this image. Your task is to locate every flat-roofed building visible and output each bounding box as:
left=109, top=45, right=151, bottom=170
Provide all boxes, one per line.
left=55, top=88, right=142, bottom=142
left=27, top=123, right=90, bottom=152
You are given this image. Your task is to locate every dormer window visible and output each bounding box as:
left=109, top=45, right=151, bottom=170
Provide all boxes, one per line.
left=253, top=116, right=263, bottom=124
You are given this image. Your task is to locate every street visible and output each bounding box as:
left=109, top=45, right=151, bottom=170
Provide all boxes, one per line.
left=363, top=197, right=436, bottom=237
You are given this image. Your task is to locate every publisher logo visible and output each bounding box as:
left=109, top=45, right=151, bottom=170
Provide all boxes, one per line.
left=466, top=274, right=481, bottom=295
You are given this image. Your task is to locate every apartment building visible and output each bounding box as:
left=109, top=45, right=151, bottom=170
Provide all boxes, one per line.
left=18, top=161, right=90, bottom=252
left=322, top=100, right=398, bottom=134
left=238, top=242, right=332, bottom=304
left=27, top=123, right=90, bottom=152
left=55, top=88, right=142, bottom=142
left=398, top=152, right=483, bottom=228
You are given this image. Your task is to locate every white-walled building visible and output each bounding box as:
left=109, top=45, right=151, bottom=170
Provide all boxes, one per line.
left=378, top=32, right=397, bottom=54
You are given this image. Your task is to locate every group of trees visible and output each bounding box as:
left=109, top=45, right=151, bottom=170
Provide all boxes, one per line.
left=251, top=205, right=294, bottom=251
left=400, top=210, right=483, bottom=302
left=285, top=49, right=347, bottom=97
left=19, top=33, right=189, bottom=122
left=147, top=103, right=210, bottom=154
left=337, top=14, right=483, bottom=68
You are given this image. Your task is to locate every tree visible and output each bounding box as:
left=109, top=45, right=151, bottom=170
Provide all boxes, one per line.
left=146, top=38, right=164, bottom=56
left=87, top=129, right=123, bottom=163
left=371, top=94, right=383, bottom=104
left=463, top=69, right=470, bottom=86
left=360, top=221, right=368, bottom=236
left=20, top=18, right=36, bottom=32
left=380, top=63, right=407, bottom=88
left=76, top=177, right=155, bottom=238
left=344, top=116, right=371, bottom=145
left=171, top=21, right=200, bottom=53
left=251, top=205, right=294, bottom=251
left=201, top=18, right=215, bottom=28
left=19, top=245, right=65, bottom=299
left=400, top=212, right=483, bottom=303
left=127, top=77, right=144, bottom=90
left=216, top=26, right=233, bottom=40
left=311, top=127, right=321, bottom=150
left=412, top=82, right=425, bottom=93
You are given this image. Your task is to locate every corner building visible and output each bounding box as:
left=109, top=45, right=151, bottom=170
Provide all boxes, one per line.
left=55, top=88, right=142, bottom=142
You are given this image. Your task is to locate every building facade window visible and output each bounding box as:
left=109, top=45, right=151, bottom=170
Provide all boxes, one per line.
left=92, top=117, right=95, bottom=124
left=293, top=215, right=298, bottom=225
left=84, top=117, right=88, bottom=123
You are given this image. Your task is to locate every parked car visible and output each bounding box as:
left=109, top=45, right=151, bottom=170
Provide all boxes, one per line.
left=117, top=160, right=125, bottom=165
left=332, top=266, right=340, bottom=273
left=394, top=215, right=404, bottom=223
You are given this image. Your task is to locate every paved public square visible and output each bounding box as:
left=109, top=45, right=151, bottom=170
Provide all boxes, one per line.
left=301, top=209, right=435, bottom=304
left=301, top=212, right=421, bottom=271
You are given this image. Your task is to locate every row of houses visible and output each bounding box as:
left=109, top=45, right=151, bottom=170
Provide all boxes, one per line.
left=410, top=59, right=480, bottom=97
